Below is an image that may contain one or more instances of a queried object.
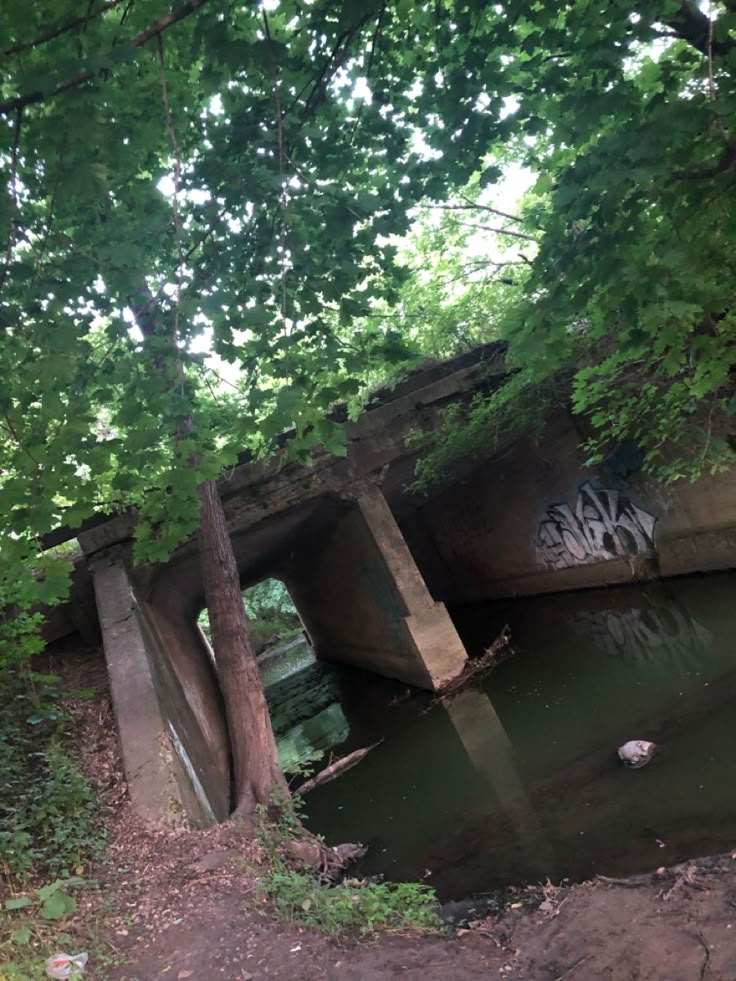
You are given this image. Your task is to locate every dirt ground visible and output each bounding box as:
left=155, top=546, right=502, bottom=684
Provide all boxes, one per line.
left=54, top=644, right=736, bottom=980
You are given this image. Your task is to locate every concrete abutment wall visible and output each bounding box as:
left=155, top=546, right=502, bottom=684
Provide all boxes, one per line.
left=80, top=521, right=231, bottom=828
left=399, top=410, right=736, bottom=605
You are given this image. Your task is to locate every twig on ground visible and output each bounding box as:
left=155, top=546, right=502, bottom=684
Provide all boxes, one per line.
left=696, top=931, right=711, bottom=980
left=554, top=953, right=591, bottom=980
left=595, top=874, right=647, bottom=888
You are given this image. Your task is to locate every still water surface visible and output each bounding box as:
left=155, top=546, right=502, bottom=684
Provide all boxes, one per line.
left=263, top=573, right=736, bottom=900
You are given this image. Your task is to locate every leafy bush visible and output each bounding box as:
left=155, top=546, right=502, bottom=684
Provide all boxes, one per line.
left=0, top=674, right=104, bottom=880
left=199, top=578, right=302, bottom=655
left=244, top=579, right=302, bottom=653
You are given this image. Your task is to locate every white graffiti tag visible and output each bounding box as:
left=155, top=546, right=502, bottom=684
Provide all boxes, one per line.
left=536, top=482, right=657, bottom=570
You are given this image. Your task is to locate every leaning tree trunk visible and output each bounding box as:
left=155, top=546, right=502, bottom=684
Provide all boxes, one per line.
left=198, top=477, right=289, bottom=819
left=131, top=285, right=288, bottom=821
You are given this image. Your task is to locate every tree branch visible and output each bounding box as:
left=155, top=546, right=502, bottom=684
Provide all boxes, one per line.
left=157, top=34, right=184, bottom=343
left=0, top=108, right=23, bottom=297
left=263, top=10, right=289, bottom=322
left=181, top=205, right=228, bottom=263
left=665, top=1, right=734, bottom=57
left=0, top=409, right=41, bottom=468
left=3, top=0, right=127, bottom=58
left=297, top=10, right=375, bottom=124
left=446, top=219, right=537, bottom=241
left=674, top=141, right=736, bottom=180
left=421, top=200, right=528, bottom=225
left=0, top=0, right=211, bottom=115
left=348, top=2, right=387, bottom=143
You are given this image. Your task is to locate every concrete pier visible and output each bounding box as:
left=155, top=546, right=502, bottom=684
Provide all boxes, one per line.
left=286, top=484, right=467, bottom=690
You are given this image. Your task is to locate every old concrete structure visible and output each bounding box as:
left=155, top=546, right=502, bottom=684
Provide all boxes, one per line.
left=398, top=408, right=736, bottom=603
left=42, top=344, right=736, bottom=827
left=52, top=345, right=507, bottom=825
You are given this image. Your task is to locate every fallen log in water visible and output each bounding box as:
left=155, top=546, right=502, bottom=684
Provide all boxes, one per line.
left=296, top=741, right=382, bottom=796
left=437, top=624, right=515, bottom=700
left=286, top=836, right=368, bottom=882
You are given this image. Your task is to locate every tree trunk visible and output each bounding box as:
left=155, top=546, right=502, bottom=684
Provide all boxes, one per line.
left=130, top=287, right=287, bottom=822
left=198, top=477, right=289, bottom=820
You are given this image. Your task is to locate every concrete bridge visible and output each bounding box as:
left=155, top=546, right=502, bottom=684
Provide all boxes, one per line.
left=48, top=343, right=509, bottom=826
left=42, top=341, right=736, bottom=828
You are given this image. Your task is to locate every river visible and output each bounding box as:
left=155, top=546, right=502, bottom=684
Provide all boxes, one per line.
left=263, top=572, right=736, bottom=900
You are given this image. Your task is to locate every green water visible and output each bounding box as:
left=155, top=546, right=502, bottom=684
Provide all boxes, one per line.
left=265, top=573, right=736, bottom=900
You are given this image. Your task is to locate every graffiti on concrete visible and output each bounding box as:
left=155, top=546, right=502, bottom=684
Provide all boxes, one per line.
left=536, top=481, right=657, bottom=570
left=568, top=604, right=712, bottom=668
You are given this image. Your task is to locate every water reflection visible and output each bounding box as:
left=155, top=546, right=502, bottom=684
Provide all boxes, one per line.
left=277, top=702, right=350, bottom=772
left=567, top=602, right=712, bottom=667
left=443, top=690, right=555, bottom=881
left=274, top=573, right=736, bottom=899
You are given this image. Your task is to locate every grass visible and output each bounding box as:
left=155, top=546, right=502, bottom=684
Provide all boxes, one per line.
left=254, top=798, right=443, bottom=935
left=257, top=868, right=443, bottom=934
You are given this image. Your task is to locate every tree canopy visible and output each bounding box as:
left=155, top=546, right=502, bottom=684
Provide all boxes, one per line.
left=1, top=0, right=735, bottom=638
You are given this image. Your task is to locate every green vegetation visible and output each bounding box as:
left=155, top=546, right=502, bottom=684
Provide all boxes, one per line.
left=0, top=668, right=105, bottom=979
left=0, top=673, right=103, bottom=880
left=0, top=0, right=734, bottom=858
left=375, top=8, right=736, bottom=485
left=4, top=3, right=731, bottom=638
left=198, top=579, right=302, bottom=654
left=255, top=799, right=441, bottom=935
left=244, top=580, right=302, bottom=655
left=258, top=868, right=441, bottom=935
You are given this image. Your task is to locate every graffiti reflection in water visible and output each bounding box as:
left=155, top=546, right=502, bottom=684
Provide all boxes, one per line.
left=568, top=604, right=712, bottom=668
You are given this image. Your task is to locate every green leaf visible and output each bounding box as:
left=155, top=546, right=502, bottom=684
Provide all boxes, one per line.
left=40, top=891, right=76, bottom=921
left=11, top=924, right=32, bottom=945
left=5, top=897, right=32, bottom=911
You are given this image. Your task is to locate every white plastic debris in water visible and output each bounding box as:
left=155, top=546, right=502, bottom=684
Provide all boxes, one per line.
left=618, top=740, right=656, bottom=768
left=46, top=952, right=88, bottom=979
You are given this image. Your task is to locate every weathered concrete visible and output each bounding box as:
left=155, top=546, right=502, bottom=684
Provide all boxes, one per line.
left=285, top=484, right=466, bottom=689
left=399, top=409, right=736, bottom=604
left=86, top=547, right=187, bottom=827
left=81, top=519, right=230, bottom=826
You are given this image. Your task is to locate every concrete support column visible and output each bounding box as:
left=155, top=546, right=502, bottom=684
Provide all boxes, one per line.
left=85, top=546, right=186, bottom=827
left=356, top=485, right=469, bottom=688
left=286, top=485, right=467, bottom=690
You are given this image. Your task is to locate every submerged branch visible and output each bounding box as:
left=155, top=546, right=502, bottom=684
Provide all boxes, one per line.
left=296, top=741, right=382, bottom=795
